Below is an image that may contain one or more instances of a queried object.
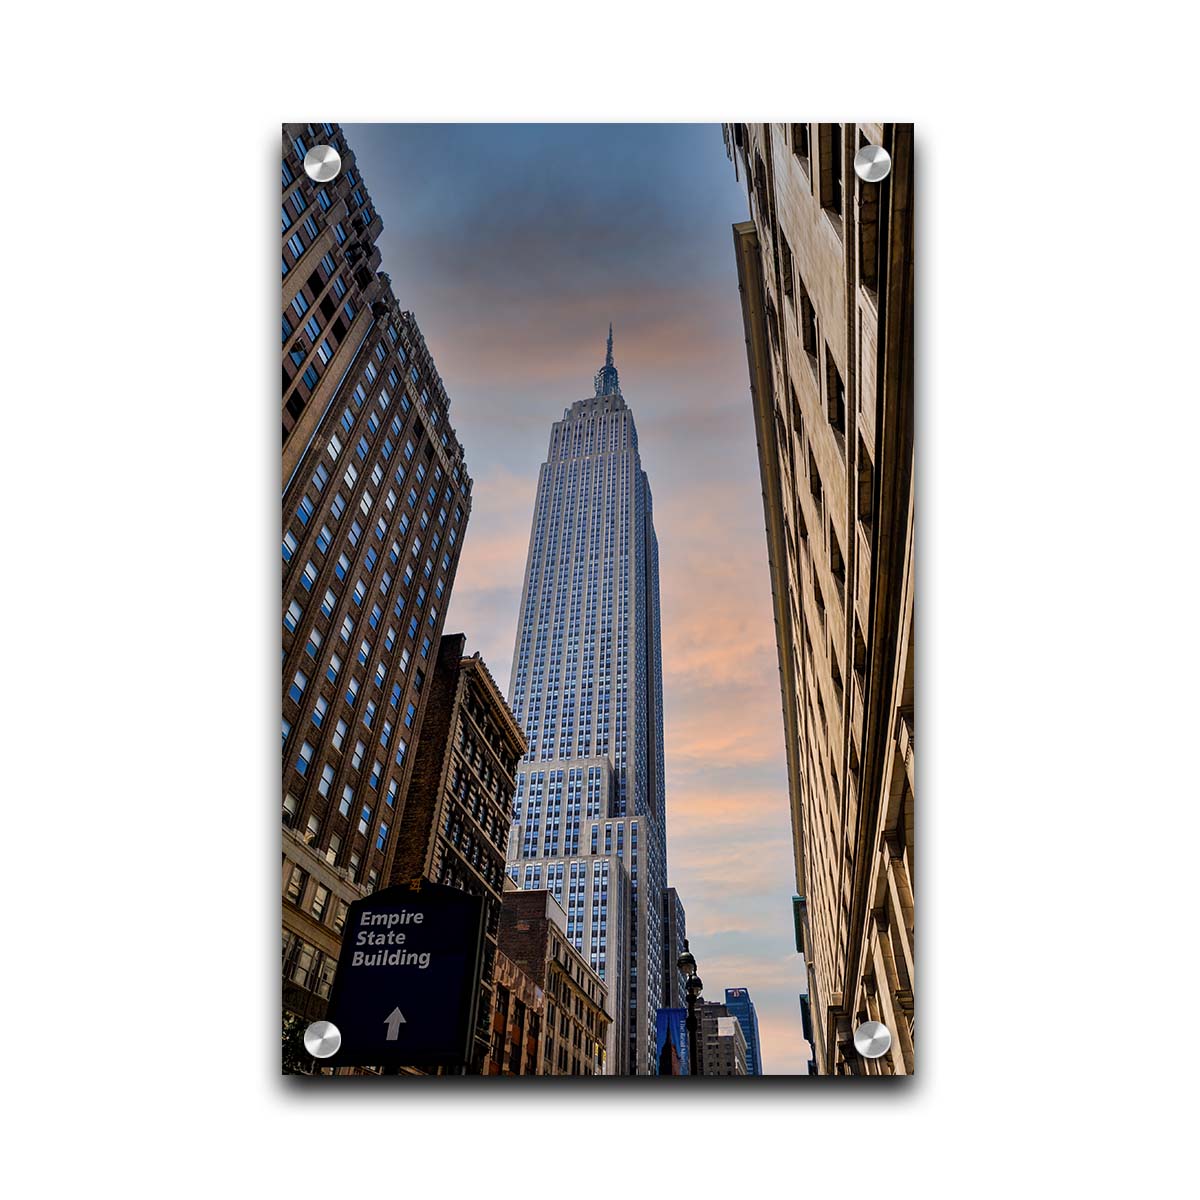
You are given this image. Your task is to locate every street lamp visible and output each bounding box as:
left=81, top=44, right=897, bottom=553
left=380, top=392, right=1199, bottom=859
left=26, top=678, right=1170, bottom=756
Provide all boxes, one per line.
left=677, top=939, right=702, bottom=1076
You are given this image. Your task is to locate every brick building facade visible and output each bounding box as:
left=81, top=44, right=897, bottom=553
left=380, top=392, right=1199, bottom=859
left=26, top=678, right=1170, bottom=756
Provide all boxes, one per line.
left=281, top=122, right=473, bottom=1034
left=496, top=887, right=611, bottom=1075
left=390, top=633, right=526, bottom=1071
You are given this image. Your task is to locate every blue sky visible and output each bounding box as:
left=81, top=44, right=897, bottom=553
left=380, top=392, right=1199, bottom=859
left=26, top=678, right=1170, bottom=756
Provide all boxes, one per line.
left=345, top=123, right=810, bottom=1073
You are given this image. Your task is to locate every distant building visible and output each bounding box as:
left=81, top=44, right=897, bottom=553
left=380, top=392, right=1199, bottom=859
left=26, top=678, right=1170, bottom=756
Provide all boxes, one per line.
left=724, top=987, right=764, bottom=1075
left=696, top=1000, right=748, bottom=1076
left=724, top=122, right=915, bottom=1075
left=716, top=1016, right=749, bottom=1076
left=661, top=888, right=688, bottom=1008
left=390, top=633, right=526, bottom=1071
left=497, top=886, right=611, bottom=1075
left=695, top=1001, right=748, bottom=1076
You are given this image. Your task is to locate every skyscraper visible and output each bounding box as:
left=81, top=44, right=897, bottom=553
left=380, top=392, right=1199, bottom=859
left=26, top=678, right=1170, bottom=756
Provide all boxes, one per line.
left=723, top=987, right=764, bottom=1076
left=724, top=123, right=914, bottom=1074
left=505, top=328, right=669, bottom=1075
left=281, top=122, right=473, bottom=1033
left=661, top=886, right=687, bottom=1009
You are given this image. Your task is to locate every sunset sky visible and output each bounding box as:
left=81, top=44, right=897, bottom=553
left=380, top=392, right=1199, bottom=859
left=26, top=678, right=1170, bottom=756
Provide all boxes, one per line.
left=345, top=123, right=810, bottom=1074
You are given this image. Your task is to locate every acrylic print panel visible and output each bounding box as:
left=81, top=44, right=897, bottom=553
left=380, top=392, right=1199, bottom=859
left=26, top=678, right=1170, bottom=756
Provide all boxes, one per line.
left=280, top=122, right=914, bottom=1078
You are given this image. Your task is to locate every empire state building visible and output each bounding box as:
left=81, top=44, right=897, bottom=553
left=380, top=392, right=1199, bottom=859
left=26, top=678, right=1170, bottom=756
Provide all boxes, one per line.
left=505, top=327, right=669, bottom=1075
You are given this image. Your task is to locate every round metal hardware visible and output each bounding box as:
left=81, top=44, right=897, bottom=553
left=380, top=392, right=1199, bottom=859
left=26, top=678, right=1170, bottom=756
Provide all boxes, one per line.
left=303, top=144, right=342, bottom=183
left=303, top=1020, right=342, bottom=1059
left=853, top=144, right=891, bottom=183
left=853, top=1020, right=892, bottom=1059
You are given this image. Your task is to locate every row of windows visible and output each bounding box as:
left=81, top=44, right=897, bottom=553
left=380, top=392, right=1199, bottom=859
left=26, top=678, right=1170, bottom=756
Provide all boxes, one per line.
left=283, top=861, right=348, bottom=934
left=281, top=127, right=473, bottom=916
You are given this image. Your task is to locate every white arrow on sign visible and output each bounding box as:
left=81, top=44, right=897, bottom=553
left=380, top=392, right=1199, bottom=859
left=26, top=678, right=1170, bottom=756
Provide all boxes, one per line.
left=384, top=1007, right=407, bottom=1040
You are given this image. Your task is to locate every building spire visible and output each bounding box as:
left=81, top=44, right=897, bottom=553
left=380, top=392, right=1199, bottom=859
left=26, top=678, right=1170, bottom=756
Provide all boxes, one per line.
left=594, top=321, right=621, bottom=397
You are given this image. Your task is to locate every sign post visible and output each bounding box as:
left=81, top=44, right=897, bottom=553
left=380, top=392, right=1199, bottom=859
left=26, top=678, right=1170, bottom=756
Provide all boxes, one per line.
left=321, top=878, right=484, bottom=1070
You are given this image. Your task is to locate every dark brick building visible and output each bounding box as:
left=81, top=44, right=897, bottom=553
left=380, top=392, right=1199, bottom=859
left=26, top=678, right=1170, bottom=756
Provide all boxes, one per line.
left=390, top=633, right=526, bottom=1071
left=496, top=887, right=611, bottom=1075
left=281, top=122, right=473, bottom=1033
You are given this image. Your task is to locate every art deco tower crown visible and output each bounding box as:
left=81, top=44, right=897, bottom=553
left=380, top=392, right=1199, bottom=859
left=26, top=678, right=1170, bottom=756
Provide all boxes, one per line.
left=593, top=322, right=621, bottom=398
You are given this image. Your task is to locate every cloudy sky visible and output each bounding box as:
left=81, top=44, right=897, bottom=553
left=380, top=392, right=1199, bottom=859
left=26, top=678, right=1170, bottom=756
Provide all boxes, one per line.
left=345, top=123, right=810, bottom=1074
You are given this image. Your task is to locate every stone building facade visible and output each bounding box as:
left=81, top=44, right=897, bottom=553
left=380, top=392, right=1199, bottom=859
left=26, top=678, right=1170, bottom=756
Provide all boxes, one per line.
left=481, top=949, right=545, bottom=1076
left=281, top=122, right=473, bottom=1032
left=497, top=887, right=611, bottom=1075
left=504, top=331, right=672, bottom=1075
left=724, top=123, right=915, bottom=1075
left=390, top=633, right=526, bottom=1071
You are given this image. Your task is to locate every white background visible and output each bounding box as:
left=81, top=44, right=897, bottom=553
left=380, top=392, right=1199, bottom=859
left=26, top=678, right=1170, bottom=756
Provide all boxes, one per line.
left=4, top=2, right=1196, bottom=1195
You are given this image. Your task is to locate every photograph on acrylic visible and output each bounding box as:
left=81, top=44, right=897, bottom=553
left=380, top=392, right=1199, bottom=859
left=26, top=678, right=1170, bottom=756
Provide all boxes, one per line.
left=281, top=122, right=913, bottom=1078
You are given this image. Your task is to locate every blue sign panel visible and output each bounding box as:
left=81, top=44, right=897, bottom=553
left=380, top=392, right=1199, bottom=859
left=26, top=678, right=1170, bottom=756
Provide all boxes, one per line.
left=323, top=879, right=484, bottom=1069
left=656, top=1007, right=689, bottom=1075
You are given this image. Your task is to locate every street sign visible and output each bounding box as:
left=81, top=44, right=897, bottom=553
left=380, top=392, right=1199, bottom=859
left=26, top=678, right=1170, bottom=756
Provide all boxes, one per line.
left=323, top=878, right=484, bottom=1069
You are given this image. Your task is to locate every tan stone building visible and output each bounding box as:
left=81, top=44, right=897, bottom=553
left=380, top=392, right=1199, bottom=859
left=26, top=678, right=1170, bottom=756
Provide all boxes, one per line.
left=725, top=123, right=914, bottom=1075
left=481, top=948, right=545, bottom=1076
left=497, top=886, right=611, bottom=1075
